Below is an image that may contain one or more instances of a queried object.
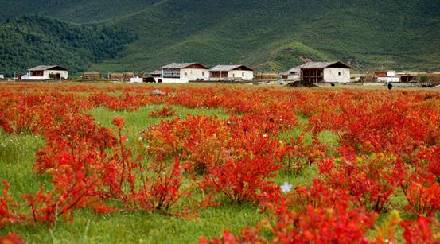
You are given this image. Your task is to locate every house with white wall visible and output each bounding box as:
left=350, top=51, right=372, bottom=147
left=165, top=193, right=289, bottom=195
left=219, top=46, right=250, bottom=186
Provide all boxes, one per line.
left=21, top=65, right=68, bottom=80
left=161, top=63, right=208, bottom=83
left=209, top=65, right=254, bottom=81
left=374, top=71, right=400, bottom=83
left=298, top=61, right=350, bottom=84
left=287, top=67, right=301, bottom=81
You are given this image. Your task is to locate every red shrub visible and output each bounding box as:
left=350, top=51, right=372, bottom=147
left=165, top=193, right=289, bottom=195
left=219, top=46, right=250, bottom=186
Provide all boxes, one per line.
left=318, top=154, right=403, bottom=211
left=278, top=133, right=327, bottom=175
left=201, top=155, right=280, bottom=203
left=0, top=181, right=23, bottom=228
left=405, top=180, right=440, bottom=216
left=128, top=158, right=185, bottom=213
left=0, top=232, right=25, bottom=244
left=401, top=217, right=439, bottom=244
left=149, top=106, right=176, bottom=118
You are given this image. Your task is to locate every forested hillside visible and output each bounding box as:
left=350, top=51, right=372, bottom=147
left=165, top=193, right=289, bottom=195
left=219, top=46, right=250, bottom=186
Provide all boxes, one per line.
left=0, top=16, right=135, bottom=75
left=0, top=0, right=439, bottom=73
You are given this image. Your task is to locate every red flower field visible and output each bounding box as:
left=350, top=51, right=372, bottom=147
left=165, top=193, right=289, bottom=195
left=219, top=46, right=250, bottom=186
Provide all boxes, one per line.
left=0, top=83, right=439, bottom=243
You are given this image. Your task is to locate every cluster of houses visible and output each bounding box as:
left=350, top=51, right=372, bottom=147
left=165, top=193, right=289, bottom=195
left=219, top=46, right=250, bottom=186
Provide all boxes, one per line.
left=146, top=61, right=352, bottom=84
left=5, top=62, right=439, bottom=86
left=149, top=63, right=255, bottom=83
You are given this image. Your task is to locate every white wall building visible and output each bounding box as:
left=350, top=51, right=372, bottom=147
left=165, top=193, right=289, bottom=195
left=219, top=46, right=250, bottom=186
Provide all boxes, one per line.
left=129, top=76, right=143, bottom=83
left=161, top=63, right=208, bottom=83
left=21, top=65, right=68, bottom=80
left=375, top=71, right=400, bottom=83
left=287, top=68, right=301, bottom=81
left=209, top=65, right=254, bottom=81
left=0, top=74, right=4, bottom=80
left=298, top=61, right=350, bottom=84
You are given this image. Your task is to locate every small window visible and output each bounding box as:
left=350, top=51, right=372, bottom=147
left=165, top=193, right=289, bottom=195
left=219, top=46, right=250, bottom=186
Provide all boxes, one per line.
left=233, top=74, right=235, bottom=78
left=185, top=72, right=188, bottom=77
left=242, top=72, right=245, bottom=77
left=202, top=72, right=205, bottom=76
left=338, top=72, right=342, bottom=76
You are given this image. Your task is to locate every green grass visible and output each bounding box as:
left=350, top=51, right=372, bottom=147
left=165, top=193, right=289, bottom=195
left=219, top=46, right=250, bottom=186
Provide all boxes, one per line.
left=3, top=204, right=260, bottom=244
left=0, top=130, right=46, bottom=197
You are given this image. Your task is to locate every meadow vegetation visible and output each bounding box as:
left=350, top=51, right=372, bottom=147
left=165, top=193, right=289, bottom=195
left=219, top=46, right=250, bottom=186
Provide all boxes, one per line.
left=0, top=83, right=439, bottom=243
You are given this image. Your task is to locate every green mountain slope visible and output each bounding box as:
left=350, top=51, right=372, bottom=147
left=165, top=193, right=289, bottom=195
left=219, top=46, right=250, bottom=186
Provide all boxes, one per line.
left=0, top=16, right=135, bottom=75
left=0, top=0, right=439, bottom=73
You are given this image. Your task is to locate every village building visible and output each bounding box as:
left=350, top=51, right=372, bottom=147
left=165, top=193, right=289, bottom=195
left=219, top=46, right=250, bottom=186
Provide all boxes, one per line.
left=149, top=70, right=162, bottom=83
left=129, top=76, right=143, bottom=83
left=21, top=65, right=68, bottom=80
left=209, top=65, right=254, bottom=81
left=397, top=72, right=427, bottom=83
left=279, top=71, right=289, bottom=80
left=81, top=72, right=101, bottom=80
left=0, top=74, right=4, bottom=80
left=374, top=71, right=400, bottom=83
left=161, top=63, right=208, bottom=83
left=280, top=68, right=300, bottom=81
left=287, top=68, right=301, bottom=81
left=254, top=72, right=278, bottom=81
left=109, top=72, right=135, bottom=82
left=298, top=61, right=350, bottom=84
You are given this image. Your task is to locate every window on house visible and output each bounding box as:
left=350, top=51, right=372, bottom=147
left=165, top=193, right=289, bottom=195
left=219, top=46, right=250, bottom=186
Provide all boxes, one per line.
left=163, top=68, right=180, bottom=78
left=185, top=72, right=188, bottom=77
left=242, top=72, right=244, bottom=77
left=202, top=72, right=205, bottom=76
left=338, top=72, right=342, bottom=76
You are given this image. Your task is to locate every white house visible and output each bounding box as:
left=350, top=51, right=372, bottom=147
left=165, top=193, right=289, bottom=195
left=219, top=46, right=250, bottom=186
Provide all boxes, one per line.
left=0, top=74, right=4, bottom=80
left=298, top=61, right=350, bottom=84
left=375, top=71, right=400, bottom=83
left=21, top=65, right=68, bottom=80
left=287, top=68, right=301, bottom=81
left=129, top=76, right=143, bottom=84
left=209, top=65, right=254, bottom=81
left=161, top=63, right=208, bottom=83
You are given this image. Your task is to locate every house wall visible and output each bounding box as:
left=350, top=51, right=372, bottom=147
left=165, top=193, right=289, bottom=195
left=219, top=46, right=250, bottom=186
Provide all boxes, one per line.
left=287, top=73, right=300, bottom=81
left=44, top=70, right=68, bottom=79
left=129, top=77, right=143, bottom=83
left=377, top=77, right=400, bottom=83
left=323, top=68, right=350, bottom=83
left=210, top=70, right=254, bottom=81
left=161, top=77, right=190, bottom=84
left=181, top=68, right=209, bottom=81
left=163, top=68, right=208, bottom=83
left=22, top=70, right=68, bottom=80
left=228, top=70, right=254, bottom=80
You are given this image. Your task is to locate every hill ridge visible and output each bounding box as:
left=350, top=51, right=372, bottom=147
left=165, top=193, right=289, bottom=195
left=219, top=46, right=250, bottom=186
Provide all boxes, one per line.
left=0, top=0, right=439, bottom=74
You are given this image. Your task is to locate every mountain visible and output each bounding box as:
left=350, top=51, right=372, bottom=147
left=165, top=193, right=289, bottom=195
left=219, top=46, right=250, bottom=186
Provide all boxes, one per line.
left=0, top=0, right=439, bottom=74
left=0, top=16, right=135, bottom=75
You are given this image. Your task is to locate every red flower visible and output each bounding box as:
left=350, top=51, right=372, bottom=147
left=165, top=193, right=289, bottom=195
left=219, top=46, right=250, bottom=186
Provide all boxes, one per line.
left=112, top=117, right=125, bottom=129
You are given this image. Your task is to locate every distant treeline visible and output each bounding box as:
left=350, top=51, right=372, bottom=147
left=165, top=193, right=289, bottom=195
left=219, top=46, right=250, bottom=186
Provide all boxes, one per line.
left=0, top=16, right=136, bottom=76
